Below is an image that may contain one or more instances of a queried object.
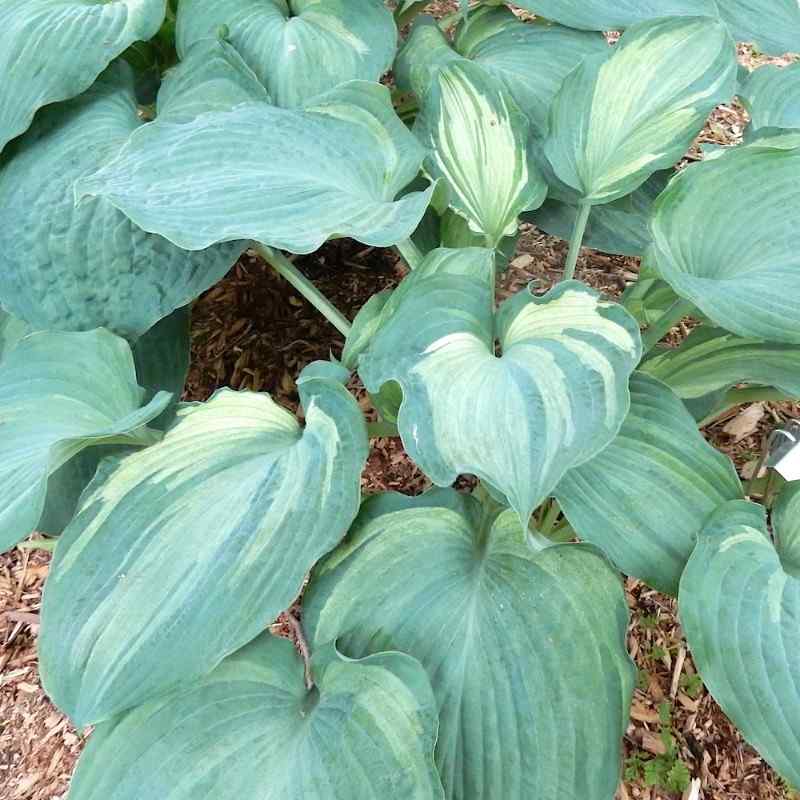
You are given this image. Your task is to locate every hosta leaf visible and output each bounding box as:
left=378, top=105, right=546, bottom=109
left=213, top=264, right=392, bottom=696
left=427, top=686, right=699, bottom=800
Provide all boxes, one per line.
left=76, top=78, right=434, bottom=254
left=176, top=0, right=396, bottom=108
left=0, top=62, right=242, bottom=339
left=357, top=248, right=641, bottom=525
left=0, top=310, right=32, bottom=362
left=740, top=64, right=800, bottom=133
left=642, top=326, right=800, bottom=401
left=67, top=634, right=444, bottom=800
left=511, top=0, right=716, bottom=32
left=0, top=0, right=165, bottom=153
left=719, top=1, right=800, bottom=56
left=620, top=264, right=684, bottom=326
left=773, top=482, right=800, bottom=572
left=40, top=362, right=368, bottom=725
left=415, top=60, right=547, bottom=248
left=555, top=374, right=742, bottom=594
left=650, top=138, right=800, bottom=343
left=397, top=11, right=608, bottom=137
left=679, top=500, right=800, bottom=786
left=543, top=16, right=736, bottom=204
left=305, top=490, right=635, bottom=800
left=0, top=330, right=169, bottom=553
left=526, top=171, right=672, bottom=257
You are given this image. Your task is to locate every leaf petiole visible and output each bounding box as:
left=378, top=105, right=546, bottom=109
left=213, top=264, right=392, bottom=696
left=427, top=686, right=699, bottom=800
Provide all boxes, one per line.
left=562, top=202, right=591, bottom=282
left=640, top=298, right=695, bottom=353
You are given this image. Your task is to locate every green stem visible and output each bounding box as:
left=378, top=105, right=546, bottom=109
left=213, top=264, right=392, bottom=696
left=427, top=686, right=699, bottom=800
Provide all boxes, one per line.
left=367, top=420, right=400, bottom=438
left=562, top=202, right=591, bottom=282
left=18, top=538, right=57, bottom=552
left=255, top=244, right=352, bottom=337
left=640, top=298, right=695, bottom=353
left=698, top=386, right=795, bottom=428
left=539, top=499, right=561, bottom=535
left=396, top=237, right=424, bottom=270
left=396, top=1, right=428, bottom=27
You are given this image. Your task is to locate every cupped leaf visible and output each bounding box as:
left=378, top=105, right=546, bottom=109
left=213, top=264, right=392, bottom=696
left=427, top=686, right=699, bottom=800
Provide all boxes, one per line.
left=511, top=0, right=716, bottom=32
left=357, top=248, right=641, bottom=525
left=305, top=490, right=635, bottom=800
left=650, top=138, right=800, bottom=343
left=68, top=633, right=444, bottom=800
left=415, top=60, right=547, bottom=248
left=642, top=325, right=800, bottom=401
left=740, top=63, right=800, bottom=134
left=555, top=374, right=742, bottom=594
left=0, top=330, right=170, bottom=553
left=40, top=362, right=368, bottom=726
left=679, top=500, right=800, bottom=786
left=0, top=62, right=242, bottom=339
left=0, top=0, right=165, bottom=153
left=543, top=16, right=736, bottom=204
left=526, top=170, right=672, bottom=257
left=76, top=77, right=434, bottom=254
left=176, top=0, right=397, bottom=108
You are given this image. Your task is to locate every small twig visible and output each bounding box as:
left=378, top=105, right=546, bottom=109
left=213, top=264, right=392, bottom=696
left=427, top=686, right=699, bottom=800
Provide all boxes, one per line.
left=286, top=612, right=314, bottom=691
left=670, top=644, right=687, bottom=699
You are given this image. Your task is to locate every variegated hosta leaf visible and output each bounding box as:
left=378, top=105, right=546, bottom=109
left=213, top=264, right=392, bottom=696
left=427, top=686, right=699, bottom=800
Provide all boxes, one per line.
left=0, top=0, right=165, bottom=153
left=67, top=634, right=444, bottom=800
left=414, top=61, right=547, bottom=247
left=555, top=374, right=742, bottom=595
left=40, top=362, right=368, bottom=726
left=642, top=325, right=800, bottom=402
left=679, top=500, right=800, bottom=786
left=543, top=16, right=736, bottom=204
left=526, top=170, right=671, bottom=257
left=0, top=330, right=170, bottom=554
left=397, top=10, right=608, bottom=137
left=740, top=63, right=800, bottom=134
left=650, top=138, right=800, bottom=343
left=176, top=0, right=396, bottom=108
left=0, top=61, right=243, bottom=339
left=76, top=73, right=434, bottom=254
left=305, top=490, right=635, bottom=800
left=512, top=0, right=716, bottom=32
left=357, top=247, right=641, bottom=525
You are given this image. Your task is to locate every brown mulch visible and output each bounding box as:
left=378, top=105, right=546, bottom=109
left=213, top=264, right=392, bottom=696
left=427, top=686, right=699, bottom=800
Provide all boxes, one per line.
left=2, top=6, right=799, bottom=799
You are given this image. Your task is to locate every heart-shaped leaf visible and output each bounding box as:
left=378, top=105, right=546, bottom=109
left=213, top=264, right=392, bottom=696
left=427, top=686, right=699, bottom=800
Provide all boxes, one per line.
left=357, top=248, right=641, bottom=525
left=176, top=0, right=397, bottom=108
left=67, top=634, right=444, bottom=800
left=543, top=16, right=736, bottom=204
left=555, top=373, right=742, bottom=594
left=650, top=137, right=800, bottom=343
left=40, top=362, right=368, bottom=726
left=415, top=60, right=547, bottom=247
left=642, top=325, right=800, bottom=402
left=0, top=0, right=165, bottom=153
left=0, top=329, right=170, bottom=553
left=76, top=67, right=434, bottom=254
left=679, top=499, right=800, bottom=787
left=526, top=170, right=671, bottom=257
left=305, top=489, right=635, bottom=800
left=740, top=63, right=800, bottom=134
left=397, top=10, right=608, bottom=137
left=0, top=61, right=243, bottom=339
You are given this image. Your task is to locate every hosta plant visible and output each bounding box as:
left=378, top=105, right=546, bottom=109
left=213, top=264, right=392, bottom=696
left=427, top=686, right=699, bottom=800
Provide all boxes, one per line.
left=1, top=0, right=799, bottom=797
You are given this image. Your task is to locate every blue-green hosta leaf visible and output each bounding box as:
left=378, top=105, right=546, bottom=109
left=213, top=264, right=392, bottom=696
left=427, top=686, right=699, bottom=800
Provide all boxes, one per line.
left=526, top=171, right=672, bottom=257
left=555, top=374, right=742, bottom=595
left=176, top=0, right=396, bottom=108
left=0, top=0, right=165, bottom=153
left=40, top=362, right=368, bottom=725
left=512, top=0, right=716, bottom=32
left=719, top=1, right=800, bottom=56
left=0, top=310, right=32, bottom=362
left=357, top=248, right=641, bottom=525
left=0, top=62, right=242, bottom=339
left=67, top=634, right=444, bottom=800
left=415, top=61, right=547, bottom=248
left=0, top=330, right=170, bottom=553
left=543, top=16, right=736, bottom=204
left=740, top=63, right=800, bottom=134
left=650, top=138, right=800, bottom=343
left=620, top=264, right=684, bottom=326
left=774, top=481, right=800, bottom=573
left=397, top=11, right=608, bottom=137
left=305, top=490, right=635, bottom=800
left=76, top=79, right=434, bottom=254
left=642, top=326, right=800, bottom=401
left=679, top=500, right=800, bottom=786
